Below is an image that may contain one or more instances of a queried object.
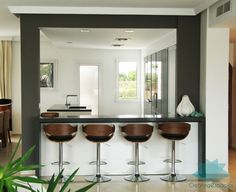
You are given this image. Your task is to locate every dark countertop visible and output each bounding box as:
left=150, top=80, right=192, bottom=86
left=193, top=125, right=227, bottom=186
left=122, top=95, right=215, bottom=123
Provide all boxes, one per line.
left=47, top=104, right=92, bottom=112
left=40, top=114, right=205, bottom=124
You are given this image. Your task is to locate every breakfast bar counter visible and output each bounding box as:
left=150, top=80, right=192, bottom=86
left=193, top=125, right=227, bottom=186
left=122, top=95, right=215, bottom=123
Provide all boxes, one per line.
left=39, top=115, right=205, bottom=177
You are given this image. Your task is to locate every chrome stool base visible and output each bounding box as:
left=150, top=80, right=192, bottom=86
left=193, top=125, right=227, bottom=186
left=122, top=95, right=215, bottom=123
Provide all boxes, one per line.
left=160, top=141, right=186, bottom=182
left=85, top=175, right=111, bottom=183
left=160, top=174, right=186, bottom=182
left=124, top=174, right=150, bottom=182
left=86, top=143, right=112, bottom=183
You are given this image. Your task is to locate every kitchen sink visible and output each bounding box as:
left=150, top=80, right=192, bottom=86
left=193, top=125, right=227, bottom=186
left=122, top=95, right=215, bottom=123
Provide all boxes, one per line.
left=68, top=105, right=87, bottom=109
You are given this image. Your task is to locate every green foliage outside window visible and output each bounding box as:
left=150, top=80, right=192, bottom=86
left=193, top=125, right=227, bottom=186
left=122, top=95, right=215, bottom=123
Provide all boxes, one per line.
left=119, top=71, right=137, bottom=99
left=40, top=63, right=53, bottom=88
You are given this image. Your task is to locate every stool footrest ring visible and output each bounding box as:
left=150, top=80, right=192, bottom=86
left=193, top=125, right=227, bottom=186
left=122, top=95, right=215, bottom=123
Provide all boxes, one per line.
left=51, top=161, right=70, bottom=165
left=89, top=161, right=107, bottom=165
left=163, top=159, right=182, bottom=163
left=128, top=161, right=145, bottom=165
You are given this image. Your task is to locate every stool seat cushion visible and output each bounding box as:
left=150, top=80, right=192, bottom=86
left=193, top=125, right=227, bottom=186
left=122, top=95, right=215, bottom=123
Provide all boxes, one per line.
left=159, top=133, right=188, bottom=140
left=158, top=122, right=190, bottom=140
left=121, top=124, right=153, bottom=143
left=85, top=136, right=112, bottom=142
left=123, top=135, right=151, bottom=142
left=46, top=135, right=75, bottom=142
left=83, top=124, right=115, bottom=143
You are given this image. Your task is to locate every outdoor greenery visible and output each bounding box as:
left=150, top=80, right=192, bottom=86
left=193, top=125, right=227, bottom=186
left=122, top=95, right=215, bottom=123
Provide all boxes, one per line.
left=40, top=63, right=53, bottom=78
left=119, top=71, right=137, bottom=99
left=40, top=63, right=53, bottom=87
left=0, top=138, right=95, bottom=192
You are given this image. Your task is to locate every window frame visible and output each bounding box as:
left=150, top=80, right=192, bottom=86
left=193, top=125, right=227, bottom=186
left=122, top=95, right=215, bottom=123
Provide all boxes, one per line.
left=115, top=59, right=140, bottom=102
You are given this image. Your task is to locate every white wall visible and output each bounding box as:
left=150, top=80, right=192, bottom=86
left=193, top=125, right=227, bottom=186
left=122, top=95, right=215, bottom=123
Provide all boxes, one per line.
left=201, top=10, right=229, bottom=171
left=40, top=42, right=142, bottom=116
left=142, top=30, right=176, bottom=57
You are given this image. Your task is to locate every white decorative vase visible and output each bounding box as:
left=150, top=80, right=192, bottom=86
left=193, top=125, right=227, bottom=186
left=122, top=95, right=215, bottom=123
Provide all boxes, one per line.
left=176, top=95, right=195, bottom=117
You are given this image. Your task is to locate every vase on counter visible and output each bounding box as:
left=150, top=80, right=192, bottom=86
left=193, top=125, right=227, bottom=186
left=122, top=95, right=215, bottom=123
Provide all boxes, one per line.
left=176, top=95, right=195, bottom=117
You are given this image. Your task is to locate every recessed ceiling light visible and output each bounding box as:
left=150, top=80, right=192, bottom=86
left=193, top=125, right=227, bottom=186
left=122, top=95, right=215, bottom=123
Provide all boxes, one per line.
left=125, top=30, right=134, bottom=33
left=112, top=44, right=124, bottom=47
left=116, top=37, right=130, bottom=41
left=80, top=29, right=90, bottom=33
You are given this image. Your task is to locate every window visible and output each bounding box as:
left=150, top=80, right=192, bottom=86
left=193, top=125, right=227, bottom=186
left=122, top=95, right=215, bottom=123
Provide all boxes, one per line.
left=117, top=61, right=137, bottom=100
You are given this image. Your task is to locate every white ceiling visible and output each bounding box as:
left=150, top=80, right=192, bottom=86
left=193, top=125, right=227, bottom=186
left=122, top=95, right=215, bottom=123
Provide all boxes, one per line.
left=41, top=28, right=174, bottom=49
left=0, top=0, right=219, bottom=37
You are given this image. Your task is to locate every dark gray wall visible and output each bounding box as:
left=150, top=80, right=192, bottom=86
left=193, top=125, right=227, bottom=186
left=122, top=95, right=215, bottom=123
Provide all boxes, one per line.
left=21, top=16, right=40, bottom=165
left=176, top=16, right=200, bottom=111
left=20, top=14, right=200, bottom=166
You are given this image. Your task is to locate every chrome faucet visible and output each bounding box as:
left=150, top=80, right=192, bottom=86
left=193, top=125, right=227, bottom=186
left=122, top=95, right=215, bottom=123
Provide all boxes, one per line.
left=65, top=95, right=78, bottom=106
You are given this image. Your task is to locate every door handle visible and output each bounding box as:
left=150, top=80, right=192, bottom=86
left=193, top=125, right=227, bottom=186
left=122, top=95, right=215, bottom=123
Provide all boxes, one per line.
left=154, top=93, right=158, bottom=109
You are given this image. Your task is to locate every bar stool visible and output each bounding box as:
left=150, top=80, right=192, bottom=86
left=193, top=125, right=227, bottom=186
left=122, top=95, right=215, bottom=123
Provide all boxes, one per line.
left=82, top=124, right=115, bottom=183
left=43, top=123, right=77, bottom=182
left=158, top=122, right=190, bottom=182
left=121, top=124, right=153, bottom=182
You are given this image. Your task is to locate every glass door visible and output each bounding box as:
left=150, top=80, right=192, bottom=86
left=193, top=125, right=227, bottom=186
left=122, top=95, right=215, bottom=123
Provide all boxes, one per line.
left=144, top=49, right=168, bottom=115
left=154, top=49, right=168, bottom=115
left=151, top=53, right=158, bottom=114
left=144, top=55, right=152, bottom=114
left=79, top=65, right=99, bottom=115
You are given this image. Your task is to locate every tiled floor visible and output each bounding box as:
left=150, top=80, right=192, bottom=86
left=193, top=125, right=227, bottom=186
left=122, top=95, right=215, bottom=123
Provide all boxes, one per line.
left=1, top=135, right=236, bottom=192
left=0, top=134, right=21, bottom=166
left=52, top=175, right=235, bottom=192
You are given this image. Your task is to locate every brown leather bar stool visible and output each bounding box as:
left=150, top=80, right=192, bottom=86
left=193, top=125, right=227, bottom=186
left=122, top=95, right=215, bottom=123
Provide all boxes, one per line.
left=43, top=123, right=77, bottom=182
left=121, top=124, right=153, bottom=182
left=82, top=124, right=115, bottom=183
left=158, top=122, right=190, bottom=182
